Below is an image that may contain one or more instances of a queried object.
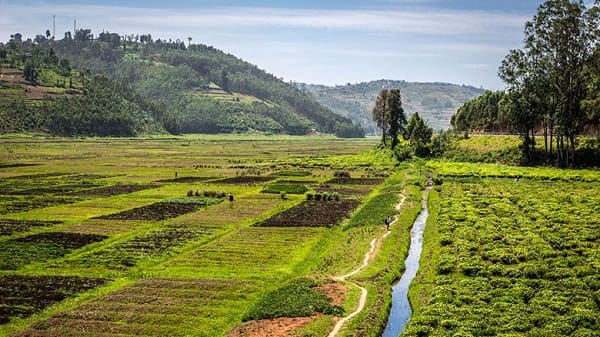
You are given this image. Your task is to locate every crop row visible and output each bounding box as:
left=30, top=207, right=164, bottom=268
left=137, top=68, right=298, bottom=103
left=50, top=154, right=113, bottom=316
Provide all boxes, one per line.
left=404, top=178, right=600, bottom=336
left=53, top=224, right=220, bottom=271
left=0, top=275, right=106, bottom=325
left=10, top=278, right=258, bottom=337
left=162, top=227, right=325, bottom=280
left=0, top=232, right=108, bottom=270
left=257, top=199, right=361, bottom=228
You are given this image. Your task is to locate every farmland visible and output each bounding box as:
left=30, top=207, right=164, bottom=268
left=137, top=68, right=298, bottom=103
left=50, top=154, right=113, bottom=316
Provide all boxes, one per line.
left=405, top=163, right=600, bottom=336
left=0, top=134, right=429, bottom=337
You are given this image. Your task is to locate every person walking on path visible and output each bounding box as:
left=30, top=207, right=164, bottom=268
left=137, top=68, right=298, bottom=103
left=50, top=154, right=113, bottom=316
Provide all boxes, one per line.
left=385, top=215, right=392, bottom=231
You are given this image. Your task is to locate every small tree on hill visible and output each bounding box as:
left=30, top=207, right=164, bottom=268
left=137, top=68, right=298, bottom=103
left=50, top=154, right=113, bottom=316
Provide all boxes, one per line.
left=23, top=61, right=37, bottom=83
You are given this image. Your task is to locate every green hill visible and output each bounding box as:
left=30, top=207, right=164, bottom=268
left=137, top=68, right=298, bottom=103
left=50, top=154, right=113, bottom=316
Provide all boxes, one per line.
left=300, top=80, right=485, bottom=134
left=0, top=31, right=361, bottom=137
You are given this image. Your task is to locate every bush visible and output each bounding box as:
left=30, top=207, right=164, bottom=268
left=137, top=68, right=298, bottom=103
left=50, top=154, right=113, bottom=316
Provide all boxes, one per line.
left=306, top=193, right=314, bottom=201
left=333, top=170, right=351, bottom=178
left=262, top=184, right=308, bottom=195
left=243, top=278, right=343, bottom=321
left=187, top=190, right=194, bottom=197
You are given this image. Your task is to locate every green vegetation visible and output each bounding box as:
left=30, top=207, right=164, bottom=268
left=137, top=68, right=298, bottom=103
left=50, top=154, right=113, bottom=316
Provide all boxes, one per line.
left=453, top=1, right=600, bottom=167
left=405, top=163, right=600, bottom=336
left=243, top=278, right=343, bottom=321
left=0, top=30, right=363, bottom=137
left=262, top=184, right=308, bottom=195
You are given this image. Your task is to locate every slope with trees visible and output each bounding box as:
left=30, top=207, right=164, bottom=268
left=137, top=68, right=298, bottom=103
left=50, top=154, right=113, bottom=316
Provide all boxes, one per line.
left=0, top=30, right=362, bottom=137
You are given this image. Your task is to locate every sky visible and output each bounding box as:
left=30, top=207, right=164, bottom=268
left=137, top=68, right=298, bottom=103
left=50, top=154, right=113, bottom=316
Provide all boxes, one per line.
left=0, top=0, right=566, bottom=89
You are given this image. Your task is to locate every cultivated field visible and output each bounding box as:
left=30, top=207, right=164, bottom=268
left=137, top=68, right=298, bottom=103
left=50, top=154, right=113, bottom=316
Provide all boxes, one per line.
left=405, top=162, right=600, bottom=336
left=0, top=135, right=426, bottom=337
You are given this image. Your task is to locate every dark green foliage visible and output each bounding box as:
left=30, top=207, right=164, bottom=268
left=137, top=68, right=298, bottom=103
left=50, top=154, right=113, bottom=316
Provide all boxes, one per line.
left=452, top=91, right=508, bottom=133
left=0, top=242, right=68, bottom=270
left=1, top=30, right=360, bottom=137
left=261, top=184, right=308, bottom=194
left=243, top=278, right=343, bottom=321
left=404, top=112, right=433, bottom=157
left=493, top=0, right=599, bottom=166
left=333, top=170, right=351, bottom=178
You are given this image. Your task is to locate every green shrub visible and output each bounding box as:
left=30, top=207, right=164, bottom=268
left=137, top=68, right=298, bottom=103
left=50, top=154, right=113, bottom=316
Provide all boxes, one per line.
left=333, top=170, right=351, bottom=178
left=243, top=278, right=343, bottom=321
left=262, top=184, right=308, bottom=194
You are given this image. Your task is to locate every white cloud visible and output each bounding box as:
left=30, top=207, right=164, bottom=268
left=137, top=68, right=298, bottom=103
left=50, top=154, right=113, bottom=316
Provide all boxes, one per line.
left=0, top=4, right=527, bottom=38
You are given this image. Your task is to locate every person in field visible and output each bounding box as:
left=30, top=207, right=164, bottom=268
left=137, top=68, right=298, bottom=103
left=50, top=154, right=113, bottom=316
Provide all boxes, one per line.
left=385, top=216, right=392, bottom=231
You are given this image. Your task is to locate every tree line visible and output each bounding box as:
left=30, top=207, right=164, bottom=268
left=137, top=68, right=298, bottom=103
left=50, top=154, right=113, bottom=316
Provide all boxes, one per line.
left=453, top=0, right=600, bottom=167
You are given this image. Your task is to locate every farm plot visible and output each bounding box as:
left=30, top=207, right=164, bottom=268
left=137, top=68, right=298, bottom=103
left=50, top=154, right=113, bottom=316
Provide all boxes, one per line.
left=10, top=278, right=258, bottom=337
left=212, top=176, right=276, bottom=184
left=154, top=176, right=212, bottom=183
left=0, top=219, right=62, bottom=236
left=0, top=173, right=117, bottom=215
left=0, top=275, right=106, bottom=324
left=68, top=184, right=158, bottom=197
left=54, top=224, right=220, bottom=271
left=257, top=199, right=361, bottom=228
left=0, top=232, right=107, bottom=270
left=326, top=177, right=384, bottom=185
left=404, top=177, right=600, bottom=336
left=95, top=198, right=221, bottom=221
left=162, top=227, right=325, bottom=280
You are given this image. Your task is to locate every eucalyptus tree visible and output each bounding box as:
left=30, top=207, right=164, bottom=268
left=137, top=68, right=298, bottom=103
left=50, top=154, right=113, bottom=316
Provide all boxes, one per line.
left=499, top=0, right=600, bottom=166
left=386, top=89, right=407, bottom=149
left=371, top=89, right=389, bottom=145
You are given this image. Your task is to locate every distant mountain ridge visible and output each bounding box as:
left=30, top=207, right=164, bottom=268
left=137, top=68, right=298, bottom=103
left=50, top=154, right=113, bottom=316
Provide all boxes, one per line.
left=300, top=80, right=485, bottom=134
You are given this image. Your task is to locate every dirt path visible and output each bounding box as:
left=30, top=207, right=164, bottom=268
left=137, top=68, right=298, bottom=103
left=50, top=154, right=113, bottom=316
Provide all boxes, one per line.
left=327, top=191, right=406, bottom=337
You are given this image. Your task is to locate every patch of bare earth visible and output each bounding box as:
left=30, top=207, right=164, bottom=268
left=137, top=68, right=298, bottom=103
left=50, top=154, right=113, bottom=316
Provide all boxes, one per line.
left=229, top=283, right=348, bottom=337
left=317, top=283, right=348, bottom=306
left=228, top=317, right=318, bottom=337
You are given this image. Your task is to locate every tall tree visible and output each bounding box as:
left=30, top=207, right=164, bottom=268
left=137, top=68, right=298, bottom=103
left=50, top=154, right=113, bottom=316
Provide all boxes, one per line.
left=499, top=0, right=600, bottom=166
left=386, top=89, right=407, bottom=149
left=371, top=89, right=389, bottom=145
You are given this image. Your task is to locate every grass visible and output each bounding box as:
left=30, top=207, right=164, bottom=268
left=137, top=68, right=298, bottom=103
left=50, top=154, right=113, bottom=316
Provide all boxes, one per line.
left=243, top=278, right=343, bottom=321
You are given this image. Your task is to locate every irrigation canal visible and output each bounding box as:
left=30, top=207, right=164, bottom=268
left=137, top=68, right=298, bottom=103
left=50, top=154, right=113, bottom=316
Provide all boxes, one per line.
left=382, top=186, right=431, bottom=337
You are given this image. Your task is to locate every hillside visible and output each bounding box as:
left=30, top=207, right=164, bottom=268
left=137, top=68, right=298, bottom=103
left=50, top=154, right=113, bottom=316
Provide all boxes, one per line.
left=0, top=31, right=361, bottom=137
left=301, top=80, right=485, bottom=134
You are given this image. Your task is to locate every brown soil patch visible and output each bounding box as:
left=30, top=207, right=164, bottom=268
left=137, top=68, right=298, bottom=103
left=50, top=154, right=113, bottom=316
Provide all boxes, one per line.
left=327, top=177, right=385, bottom=185
left=228, top=316, right=318, bottom=337
left=212, top=176, right=276, bottom=184
left=0, top=219, right=62, bottom=236
left=1, top=69, right=80, bottom=100
left=12, top=232, right=107, bottom=249
left=155, top=176, right=212, bottom=183
left=257, top=199, right=361, bottom=228
left=69, top=184, right=158, bottom=196
left=0, top=275, right=106, bottom=324
left=317, top=283, right=348, bottom=306
left=95, top=202, right=202, bottom=221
